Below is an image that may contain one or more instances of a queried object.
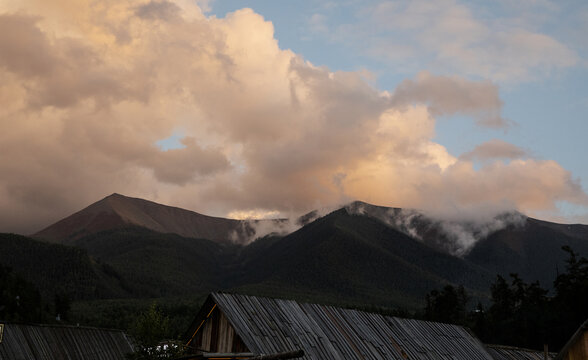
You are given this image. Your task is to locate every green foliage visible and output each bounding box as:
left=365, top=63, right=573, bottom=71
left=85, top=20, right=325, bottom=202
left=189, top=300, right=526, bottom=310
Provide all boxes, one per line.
left=0, top=264, right=45, bottom=322
left=485, top=274, right=549, bottom=349
left=72, top=227, right=230, bottom=298
left=551, top=246, right=588, bottom=347
left=424, top=284, right=468, bottom=324
left=69, top=296, right=206, bottom=337
left=426, top=246, right=588, bottom=352
left=130, top=302, right=170, bottom=348
left=0, top=233, right=130, bottom=301
left=54, top=293, right=71, bottom=321
left=126, top=302, right=186, bottom=360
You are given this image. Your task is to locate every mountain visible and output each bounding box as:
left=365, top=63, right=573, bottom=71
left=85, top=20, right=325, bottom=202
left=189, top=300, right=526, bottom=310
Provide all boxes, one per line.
left=33, top=193, right=288, bottom=245
left=11, top=194, right=588, bottom=313
left=342, top=201, right=526, bottom=256
left=230, top=208, right=495, bottom=308
left=27, top=208, right=494, bottom=309
left=343, top=201, right=588, bottom=287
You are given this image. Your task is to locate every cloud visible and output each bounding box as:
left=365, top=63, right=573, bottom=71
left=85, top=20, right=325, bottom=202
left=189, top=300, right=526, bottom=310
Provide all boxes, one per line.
left=0, top=13, right=140, bottom=109
left=135, top=0, right=181, bottom=21
left=146, top=137, right=230, bottom=185
left=391, top=71, right=509, bottom=128
left=0, top=0, right=586, bottom=234
left=316, top=0, right=579, bottom=83
left=308, top=13, right=328, bottom=34
left=0, top=14, right=55, bottom=77
left=460, top=139, right=528, bottom=161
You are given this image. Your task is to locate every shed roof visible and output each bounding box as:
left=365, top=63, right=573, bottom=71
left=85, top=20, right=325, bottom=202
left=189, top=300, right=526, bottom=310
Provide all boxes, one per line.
left=186, top=293, right=495, bottom=360
left=0, top=322, right=135, bottom=360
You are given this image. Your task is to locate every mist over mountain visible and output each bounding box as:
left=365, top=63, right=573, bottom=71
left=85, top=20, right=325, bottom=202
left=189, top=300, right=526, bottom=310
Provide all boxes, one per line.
left=344, top=201, right=528, bottom=256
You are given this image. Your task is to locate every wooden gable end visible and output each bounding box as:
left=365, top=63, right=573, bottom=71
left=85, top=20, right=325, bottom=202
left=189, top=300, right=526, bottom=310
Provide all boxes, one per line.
left=556, top=319, right=588, bottom=360
left=563, top=330, right=588, bottom=360
left=187, top=302, right=249, bottom=354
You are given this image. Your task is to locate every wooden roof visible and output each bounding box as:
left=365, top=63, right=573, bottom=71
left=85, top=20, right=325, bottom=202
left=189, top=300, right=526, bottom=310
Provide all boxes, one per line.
left=485, top=344, right=555, bottom=360
left=186, top=293, right=495, bottom=360
left=0, top=322, right=135, bottom=360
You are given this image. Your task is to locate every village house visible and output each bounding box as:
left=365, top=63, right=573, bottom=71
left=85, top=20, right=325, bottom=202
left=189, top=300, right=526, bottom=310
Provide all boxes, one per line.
left=184, top=292, right=499, bottom=359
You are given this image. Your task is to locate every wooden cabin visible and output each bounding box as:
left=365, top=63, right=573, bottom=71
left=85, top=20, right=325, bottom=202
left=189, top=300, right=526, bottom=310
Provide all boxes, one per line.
left=0, top=322, right=135, bottom=359
left=184, top=292, right=497, bottom=359
left=556, top=319, right=588, bottom=360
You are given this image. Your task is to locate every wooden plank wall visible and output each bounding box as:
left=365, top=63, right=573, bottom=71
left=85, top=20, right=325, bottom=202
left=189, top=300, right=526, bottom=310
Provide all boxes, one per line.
left=195, top=307, right=248, bottom=354
left=565, top=331, right=588, bottom=360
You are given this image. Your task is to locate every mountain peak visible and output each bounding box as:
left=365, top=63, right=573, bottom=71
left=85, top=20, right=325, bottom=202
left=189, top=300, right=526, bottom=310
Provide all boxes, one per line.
left=33, top=193, right=252, bottom=244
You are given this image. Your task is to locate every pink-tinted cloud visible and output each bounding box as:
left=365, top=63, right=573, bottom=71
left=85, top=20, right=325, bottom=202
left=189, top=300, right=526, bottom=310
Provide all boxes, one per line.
left=460, top=139, right=528, bottom=161
left=391, top=71, right=509, bottom=128
left=0, top=0, right=586, bottom=234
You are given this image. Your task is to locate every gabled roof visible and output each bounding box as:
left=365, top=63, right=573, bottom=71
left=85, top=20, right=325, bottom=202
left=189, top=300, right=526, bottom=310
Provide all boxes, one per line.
left=186, top=293, right=495, bottom=360
left=0, top=322, right=135, bottom=360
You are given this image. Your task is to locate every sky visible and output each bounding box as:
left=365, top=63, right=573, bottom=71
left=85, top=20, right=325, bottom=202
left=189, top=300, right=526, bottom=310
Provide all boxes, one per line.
left=0, top=0, right=587, bottom=234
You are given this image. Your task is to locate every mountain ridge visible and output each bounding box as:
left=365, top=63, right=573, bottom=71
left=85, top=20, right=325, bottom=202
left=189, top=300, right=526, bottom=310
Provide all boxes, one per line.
left=32, top=193, right=588, bottom=261
left=33, top=193, right=288, bottom=245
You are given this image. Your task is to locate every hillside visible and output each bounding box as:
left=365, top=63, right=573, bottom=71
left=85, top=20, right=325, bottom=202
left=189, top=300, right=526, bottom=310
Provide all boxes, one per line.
left=466, top=217, right=588, bottom=287
left=71, top=226, right=236, bottom=298
left=231, top=208, right=495, bottom=309
left=0, top=233, right=131, bottom=300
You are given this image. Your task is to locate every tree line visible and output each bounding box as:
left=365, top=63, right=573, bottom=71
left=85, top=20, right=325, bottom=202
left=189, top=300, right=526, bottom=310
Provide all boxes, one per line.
left=0, top=264, right=73, bottom=323
left=423, top=246, right=588, bottom=352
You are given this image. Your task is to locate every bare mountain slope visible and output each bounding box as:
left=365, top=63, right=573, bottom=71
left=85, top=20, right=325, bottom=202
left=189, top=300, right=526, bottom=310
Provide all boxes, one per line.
left=33, top=193, right=283, bottom=245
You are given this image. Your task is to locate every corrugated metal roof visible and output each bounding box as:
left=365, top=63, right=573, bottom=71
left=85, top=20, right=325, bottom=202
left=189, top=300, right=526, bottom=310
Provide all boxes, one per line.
left=201, top=293, right=495, bottom=360
left=0, top=322, right=135, bottom=360
left=486, top=344, right=555, bottom=360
